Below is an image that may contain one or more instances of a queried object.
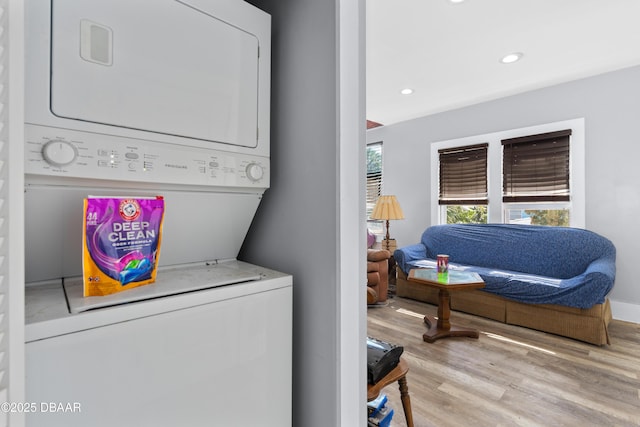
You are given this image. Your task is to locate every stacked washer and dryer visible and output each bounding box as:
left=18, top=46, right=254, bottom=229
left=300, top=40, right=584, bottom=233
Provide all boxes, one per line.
left=23, top=1, right=292, bottom=426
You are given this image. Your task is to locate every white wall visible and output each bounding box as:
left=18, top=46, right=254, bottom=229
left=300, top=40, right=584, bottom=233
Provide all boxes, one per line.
left=241, top=1, right=366, bottom=426
left=368, top=65, right=640, bottom=323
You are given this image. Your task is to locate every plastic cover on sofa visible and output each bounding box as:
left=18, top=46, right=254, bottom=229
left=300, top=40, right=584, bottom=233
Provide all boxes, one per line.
left=394, top=224, right=616, bottom=309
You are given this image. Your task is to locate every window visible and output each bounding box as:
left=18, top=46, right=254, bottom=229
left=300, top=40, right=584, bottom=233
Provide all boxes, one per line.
left=438, top=143, right=488, bottom=224
left=367, top=142, right=383, bottom=233
left=502, top=130, right=571, bottom=226
left=430, top=119, right=585, bottom=228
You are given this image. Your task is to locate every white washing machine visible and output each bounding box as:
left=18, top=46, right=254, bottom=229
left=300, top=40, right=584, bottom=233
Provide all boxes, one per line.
left=26, top=262, right=292, bottom=427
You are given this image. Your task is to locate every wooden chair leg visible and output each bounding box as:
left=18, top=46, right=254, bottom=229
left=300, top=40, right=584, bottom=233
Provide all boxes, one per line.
left=397, top=376, right=414, bottom=427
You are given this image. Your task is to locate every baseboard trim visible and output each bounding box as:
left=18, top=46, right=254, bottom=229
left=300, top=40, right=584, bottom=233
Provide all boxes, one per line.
left=610, top=299, right=640, bottom=324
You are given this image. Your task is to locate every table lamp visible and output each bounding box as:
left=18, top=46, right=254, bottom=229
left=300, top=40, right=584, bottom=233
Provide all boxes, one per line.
left=371, top=195, right=404, bottom=252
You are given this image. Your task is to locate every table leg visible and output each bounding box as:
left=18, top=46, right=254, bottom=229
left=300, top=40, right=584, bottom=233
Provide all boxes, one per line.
left=397, top=375, right=414, bottom=427
left=423, top=289, right=480, bottom=343
left=437, top=289, right=450, bottom=330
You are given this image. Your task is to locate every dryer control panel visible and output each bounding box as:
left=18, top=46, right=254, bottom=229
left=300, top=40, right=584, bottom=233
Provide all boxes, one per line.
left=25, top=124, right=269, bottom=189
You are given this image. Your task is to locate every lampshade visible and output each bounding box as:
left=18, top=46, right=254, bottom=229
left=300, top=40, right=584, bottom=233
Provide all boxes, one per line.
left=371, top=195, right=404, bottom=220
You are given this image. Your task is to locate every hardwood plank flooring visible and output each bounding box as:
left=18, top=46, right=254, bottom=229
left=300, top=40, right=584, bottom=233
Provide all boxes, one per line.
left=367, top=296, right=640, bottom=427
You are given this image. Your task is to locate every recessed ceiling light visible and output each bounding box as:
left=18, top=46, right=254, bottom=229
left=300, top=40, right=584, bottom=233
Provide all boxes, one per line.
left=501, top=52, right=523, bottom=64
left=449, top=0, right=465, bottom=3
left=400, top=88, right=414, bottom=95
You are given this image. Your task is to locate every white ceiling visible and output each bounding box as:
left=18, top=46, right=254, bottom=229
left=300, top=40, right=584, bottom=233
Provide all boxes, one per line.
left=366, top=0, right=640, bottom=126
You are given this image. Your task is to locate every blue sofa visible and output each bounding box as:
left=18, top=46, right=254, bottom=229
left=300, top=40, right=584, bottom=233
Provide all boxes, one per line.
left=394, top=224, right=616, bottom=345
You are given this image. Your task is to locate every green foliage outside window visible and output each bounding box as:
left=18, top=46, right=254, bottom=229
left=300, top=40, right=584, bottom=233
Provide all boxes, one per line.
left=367, top=146, right=382, bottom=174
left=525, top=209, right=570, bottom=226
left=447, top=207, right=569, bottom=226
left=446, top=206, right=487, bottom=224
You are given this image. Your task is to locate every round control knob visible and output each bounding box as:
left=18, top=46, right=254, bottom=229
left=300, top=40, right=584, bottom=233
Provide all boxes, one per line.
left=245, top=162, right=264, bottom=182
left=42, top=140, right=78, bottom=167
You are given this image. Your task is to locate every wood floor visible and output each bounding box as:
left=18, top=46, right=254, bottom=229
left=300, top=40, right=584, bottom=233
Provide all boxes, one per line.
left=367, top=296, right=640, bottom=427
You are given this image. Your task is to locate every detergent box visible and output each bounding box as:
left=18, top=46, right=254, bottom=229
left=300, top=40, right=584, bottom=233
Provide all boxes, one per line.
left=83, top=196, right=165, bottom=297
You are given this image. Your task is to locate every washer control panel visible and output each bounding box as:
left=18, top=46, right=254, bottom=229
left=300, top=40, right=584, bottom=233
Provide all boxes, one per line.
left=25, top=124, right=269, bottom=188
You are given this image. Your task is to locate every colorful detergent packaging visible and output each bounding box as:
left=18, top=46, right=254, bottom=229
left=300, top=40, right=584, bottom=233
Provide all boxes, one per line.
left=83, top=196, right=165, bottom=297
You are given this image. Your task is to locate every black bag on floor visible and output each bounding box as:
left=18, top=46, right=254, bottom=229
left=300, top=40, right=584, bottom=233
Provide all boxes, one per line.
left=367, top=336, right=404, bottom=384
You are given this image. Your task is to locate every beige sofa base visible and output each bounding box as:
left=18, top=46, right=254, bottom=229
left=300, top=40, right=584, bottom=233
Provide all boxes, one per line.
left=396, top=270, right=611, bottom=345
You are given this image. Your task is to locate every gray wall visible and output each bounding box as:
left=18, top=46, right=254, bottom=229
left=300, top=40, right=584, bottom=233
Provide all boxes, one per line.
left=241, top=1, right=366, bottom=425
left=368, top=65, right=640, bottom=317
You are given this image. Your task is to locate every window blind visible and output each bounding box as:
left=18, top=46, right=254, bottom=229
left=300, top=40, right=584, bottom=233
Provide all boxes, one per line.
left=502, top=129, right=571, bottom=203
left=366, top=142, right=383, bottom=218
left=438, top=143, right=488, bottom=205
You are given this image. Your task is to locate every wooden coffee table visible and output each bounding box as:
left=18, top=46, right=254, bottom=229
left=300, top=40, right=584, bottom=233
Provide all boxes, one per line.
left=408, top=269, right=485, bottom=343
